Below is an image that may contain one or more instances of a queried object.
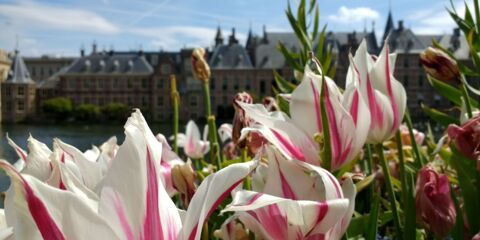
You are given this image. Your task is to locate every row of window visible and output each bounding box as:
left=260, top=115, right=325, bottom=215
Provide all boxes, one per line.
left=3, top=86, right=33, bottom=97
left=66, top=78, right=151, bottom=90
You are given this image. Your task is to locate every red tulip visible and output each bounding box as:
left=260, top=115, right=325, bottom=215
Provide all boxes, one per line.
left=415, top=166, right=456, bottom=238
left=447, top=115, right=480, bottom=172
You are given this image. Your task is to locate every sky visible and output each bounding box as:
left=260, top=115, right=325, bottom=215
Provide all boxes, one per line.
left=0, top=0, right=473, bottom=57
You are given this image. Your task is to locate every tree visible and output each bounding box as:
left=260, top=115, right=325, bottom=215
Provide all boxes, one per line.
left=101, top=103, right=131, bottom=122
left=41, top=97, right=73, bottom=121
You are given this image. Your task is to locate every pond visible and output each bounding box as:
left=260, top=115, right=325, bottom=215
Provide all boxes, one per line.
left=0, top=123, right=174, bottom=195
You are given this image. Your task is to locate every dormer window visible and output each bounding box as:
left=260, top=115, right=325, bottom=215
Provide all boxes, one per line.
left=128, top=60, right=134, bottom=72
left=99, top=60, right=106, bottom=72
left=113, top=60, right=120, bottom=72
left=84, top=60, right=91, bottom=72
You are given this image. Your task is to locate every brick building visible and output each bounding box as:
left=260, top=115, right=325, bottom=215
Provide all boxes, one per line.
left=0, top=11, right=473, bottom=123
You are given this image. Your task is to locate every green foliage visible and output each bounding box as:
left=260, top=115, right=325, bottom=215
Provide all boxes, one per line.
left=101, top=103, right=131, bottom=122
left=74, top=104, right=100, bottom=122
left=275, top=0, right=336, bottom=94
left=42, top=97, right=73, bottom=120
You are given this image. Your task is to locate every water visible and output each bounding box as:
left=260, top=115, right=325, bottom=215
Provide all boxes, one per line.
left=0, top=123, right=173, bottom=193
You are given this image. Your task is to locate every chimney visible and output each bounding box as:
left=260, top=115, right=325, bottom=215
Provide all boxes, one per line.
left=262, top=25, right=269, bottom=44
left=92, top=41, right=97, bottom=54
left=398, top=20, right=404, bottom=31
left=453, top=28, right=460, bottom=36
left=80, top=47, right=85, bottom=57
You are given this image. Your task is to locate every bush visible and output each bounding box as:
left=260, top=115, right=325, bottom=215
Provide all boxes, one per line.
left=75, top=104, right=100, bottom=122
left=101, top=103, right=131, bottom=122
left=42, top=97, right=73, bottom=121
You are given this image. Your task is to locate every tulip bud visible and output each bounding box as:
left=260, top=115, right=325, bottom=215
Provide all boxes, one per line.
left=222, top=141, right=239, bottom=160
left=399, top=125, right=425, bottom=146
left=473, top=233, right=480, bottom=240
left=232, top=92, right=253, bottom=147
left=191, top=48, right=210, bottom=83
left=415, top=166, right=456, bottom=238
left=447, top=115, right=480, bottom=172
left=262, top=96, right=279, bottom=112
left=420, top=47, right=460, bottom=83
left=171, top=160, right=196, bottom=207
left=213, top=221, right=250, bottom=240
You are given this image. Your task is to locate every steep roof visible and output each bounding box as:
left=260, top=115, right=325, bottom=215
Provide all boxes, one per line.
left=386, top=27, right=442, bottom=53
left=62, top=53, right=153, bottom=75
left=383, top=11, right=395, bottom=42
left=254, top=31, right=379, bottom=69
left=209, top=43, right=253, bottom=69
left=5, top=51, right=35, bottom=84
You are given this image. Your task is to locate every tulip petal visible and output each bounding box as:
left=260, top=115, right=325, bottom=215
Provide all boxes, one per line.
left=55, top=139, right=104, bottom=191
left=237, top=102, right=319, bottom=165
left=223, top=190, right=349, bottom=239
left=6, top=134, right=27, bottom=162
left=100, top=110, right=182, bottom=240
left=1, top=160, right=120, bottom=240
left=182, top=160, right=258, bottom=240
left=218, top=123, right=233, bottom=143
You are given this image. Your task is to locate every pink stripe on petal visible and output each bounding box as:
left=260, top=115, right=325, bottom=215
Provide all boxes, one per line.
left=325, top=170, right=342, bottom=198
left=111, top=191, right=135, bottom=240
left=0, top=162, right=65, bottom=240
left=143, top=147, right=164, bottom=240
left=271, top=129, right=305, bottom=161
left=384, top=47, right=400, bottom=131
left=274, top=155, right=297, bottom=200
left=323, top=83, right=341, bottom=166
left=366, top=74, right=384, bottom=129
left=16, top=147, right=27, bottom=162
left=256, top=204, right=288, bottom=239
left=187, top=178, right=245, bottom=240
left=350, top=91, right=360, bottom=126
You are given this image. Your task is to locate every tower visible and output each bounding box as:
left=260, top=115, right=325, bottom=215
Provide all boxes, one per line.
left=215, top=25, right=224, bottom=46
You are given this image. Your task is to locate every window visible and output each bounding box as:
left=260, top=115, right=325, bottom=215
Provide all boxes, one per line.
left=210, top=78, right=215, bottom=90
left=189, top=96, right=197, bottom=107
left=142, top=78, right=148, bottom=89
left=234, top=77, right=239, bottom=91
left=418, top=75, right=424, bottom=87
left=403, top=76, right=409, bottom=87
left=98, top=78, right=105, bottom=89
left=161, top=64, right=171, bottom=75
left=67, top=79, right=76, bottom=89
left=17, top=87, right=24, bottom=96
left=158, top=97, right=164, bottom=106
left=403, top=58, right=409, bottom=68
left=157, top=78, right=164, bottom=89
left=83, top=79, right=90, bottom=89
left=113, top=79, right=119, bottom=89
left=142, top=97, right=148, bottom=107
left=17, top=100, right=24, bottom=112
left=260, top=80, right=266, bottom=94
left=222, top=77, right=228, bottom=90
left=127, top=79, right=133, bottom=88
left=6, top=87, right=11, bottom=96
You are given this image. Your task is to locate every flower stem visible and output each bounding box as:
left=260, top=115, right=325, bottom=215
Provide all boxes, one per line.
left=241, top=148, right=251, bottom=190
left=404, top=111, right=424, bottom=166
left=460, top=76, right=473, bottom=119
left=202, top=82, right=223, bottom=170
left=376, top=143, right=403, bottom=240
left=395, top=131, right=409, bottom=234
left=170, top=75, right=179, bottom=154
left=365, top=144, right=375, bottom=207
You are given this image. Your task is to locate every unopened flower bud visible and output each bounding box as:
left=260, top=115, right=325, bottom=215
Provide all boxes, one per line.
left=214, top=221, right=250, bottom=240
left=415, top=166, right=456, bottom=238
left=232, top=92, right=253, bottom=147
left=420, top=47, right=460, bottom=83
left=171, top=160, right=196, bottom=207
left=399, top=125, right=425, bottom=146
left=191, top=48, right=210, bottom=83
left=222, top=141, right=239, bottom=160
left=262, top=96, right=279, bottom=112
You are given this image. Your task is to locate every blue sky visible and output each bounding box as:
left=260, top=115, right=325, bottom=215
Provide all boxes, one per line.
left=0, top=0, right=472, bottom=56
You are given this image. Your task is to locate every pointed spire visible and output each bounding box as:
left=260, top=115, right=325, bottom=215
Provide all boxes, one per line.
left=262, top=24, right=268, bottom=44
left=6, top=50, right=34, bottom=84
left=215, top=25, right=223, bottom=46
left=246, top=23, right=254, bottom=47
left=228, top=27, right=238, bottom=46
left=383, top=10, right=394, bottom=42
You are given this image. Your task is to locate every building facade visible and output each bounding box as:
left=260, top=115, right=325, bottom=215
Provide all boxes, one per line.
left=0, top=11, right=472, bottom=123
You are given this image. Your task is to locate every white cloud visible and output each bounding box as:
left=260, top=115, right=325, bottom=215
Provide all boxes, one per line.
left=0, top=2, right=119, bottom=34
left=129, top=26, right=246, bottom=50
left=328, top=6, right=380, bottom=24
left=408, top=0, right=473, bottom=34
